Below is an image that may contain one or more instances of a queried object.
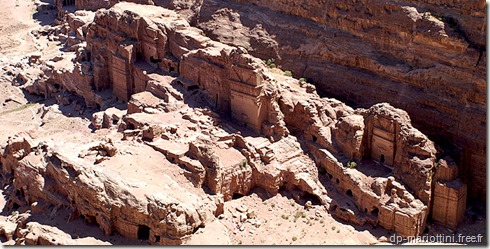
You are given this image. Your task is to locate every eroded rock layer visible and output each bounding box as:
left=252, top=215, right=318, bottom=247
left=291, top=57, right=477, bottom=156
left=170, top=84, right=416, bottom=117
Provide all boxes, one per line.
left=151, top=0, right=487, bottom=200
left=0, top=0, right=479, bottom=245
left=56, top=0, right=486, bottom=203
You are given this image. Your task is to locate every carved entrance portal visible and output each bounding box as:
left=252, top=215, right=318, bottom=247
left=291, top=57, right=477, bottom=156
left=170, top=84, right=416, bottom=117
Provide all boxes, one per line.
left=371, top=126, right=395, bottom=166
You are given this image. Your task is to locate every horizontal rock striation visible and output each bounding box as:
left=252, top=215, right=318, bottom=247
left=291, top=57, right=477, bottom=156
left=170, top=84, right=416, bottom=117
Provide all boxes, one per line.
left=1, top=1, right=473, bottom=244
left=191, top=0, right=486, bottom=200
left=55, top=0, right=487, bottom=203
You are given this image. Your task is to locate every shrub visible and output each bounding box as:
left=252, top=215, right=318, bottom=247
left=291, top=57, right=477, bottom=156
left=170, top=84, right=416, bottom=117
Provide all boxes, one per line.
left=347, top=161, right=357, bottom=169
left=299, top=77, right=307, bottom=83
left=265, top=58, right=276, bottom=68
left=240, top=160, right=248, bottom=168
left=292, top=236, right=298, bottom=241
left=294, top=211, right=306, bottom=219
left=283, top=70, right=293, bottom=77
left=427, top=174, right=432, bottom=182
left=281, top=214, right=289, bottom=220
left=318, top=166, right=327, bottom=175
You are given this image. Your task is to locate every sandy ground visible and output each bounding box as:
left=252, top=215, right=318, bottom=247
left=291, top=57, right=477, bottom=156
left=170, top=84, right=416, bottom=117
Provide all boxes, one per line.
left=198, top=190, right=383, bottom=245
left=0, top=0, right=39, bottom=57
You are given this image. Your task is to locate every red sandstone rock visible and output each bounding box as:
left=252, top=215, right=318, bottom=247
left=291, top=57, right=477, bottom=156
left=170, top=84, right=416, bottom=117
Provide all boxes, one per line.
left=191, top=0, right=486, bottom=200
left=0, top=0, right=477, bottom=245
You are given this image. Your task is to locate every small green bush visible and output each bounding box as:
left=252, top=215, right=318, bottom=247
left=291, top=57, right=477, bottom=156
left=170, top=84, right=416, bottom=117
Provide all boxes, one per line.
left=318, top=166, right=327, bottom=175
left=240, top=160, right=248, bottom=168
left=299, top=77, right=307, bottom=83
left=294, top=211, right=306, bottom=219
left=283, top=70, right=293, bottom=77
left=265, top=58, right=276, bottom=68
left=347, top=161, right=357, bottom=169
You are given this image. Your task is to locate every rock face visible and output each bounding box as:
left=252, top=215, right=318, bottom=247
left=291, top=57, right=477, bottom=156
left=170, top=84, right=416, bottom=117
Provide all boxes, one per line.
left=270, top=77, right=437, bottom=235
left=0, top=0, right=476, bottom=245
left=1, top=133, right=214, bottom=245
left=56, top=0, right=155, bottom=12
left=0, top=209, right=110, bottom=245
left=18, top=222, right=109, bottom=245
left=363, top=103, right=436, bottom=205
left=431, top=157, right=467, bottom=229
left=188, top=0, right=486, bottom=201
left=55, top=0, right=487, bottom=201
left=80, top=3, right=288, bottom=137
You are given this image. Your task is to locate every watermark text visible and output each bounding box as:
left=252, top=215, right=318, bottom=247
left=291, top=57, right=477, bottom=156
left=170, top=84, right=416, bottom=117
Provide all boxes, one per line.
left=389, top=233, right=484, bottom=244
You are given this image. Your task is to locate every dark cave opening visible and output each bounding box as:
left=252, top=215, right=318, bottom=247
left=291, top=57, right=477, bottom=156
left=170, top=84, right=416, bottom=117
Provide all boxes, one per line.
left=150, top=56, right=162, bottom=64
left=137, top=225, right=150, bottom=240
left=136, top=52, right=143, bottom=62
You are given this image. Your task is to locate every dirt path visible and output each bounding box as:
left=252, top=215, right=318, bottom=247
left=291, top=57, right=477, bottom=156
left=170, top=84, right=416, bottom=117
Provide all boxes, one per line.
left=0, top=0, right=41, bottom=57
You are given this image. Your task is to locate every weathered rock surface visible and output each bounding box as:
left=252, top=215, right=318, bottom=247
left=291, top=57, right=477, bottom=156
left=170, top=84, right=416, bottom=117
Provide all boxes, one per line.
left=0, top=0, right=477, bottom=245
left=1, top=132, right=216, bottom=244
left=431, top=157, right=467, bottom=229
left=174, top=0, right=485, bottom=200
left=51, top=1, right=488, bottom=203
left=19, top=222, right=110, bottom=245
left=57, top=0, right=155, bottom=12
left=0, top=212, right=110, bottom=245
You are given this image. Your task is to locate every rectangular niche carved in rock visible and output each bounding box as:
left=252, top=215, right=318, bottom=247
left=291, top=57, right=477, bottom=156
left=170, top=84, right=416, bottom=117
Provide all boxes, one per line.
left=371, top=126, right=395, bottom=166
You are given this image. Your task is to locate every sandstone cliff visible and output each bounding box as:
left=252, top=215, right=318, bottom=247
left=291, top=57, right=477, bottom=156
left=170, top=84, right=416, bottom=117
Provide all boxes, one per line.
left=1, top=133, right=216, bottom=244
left=178, top=0, right=486, bottom=200
left=0, top=0, right=477, bottom=245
